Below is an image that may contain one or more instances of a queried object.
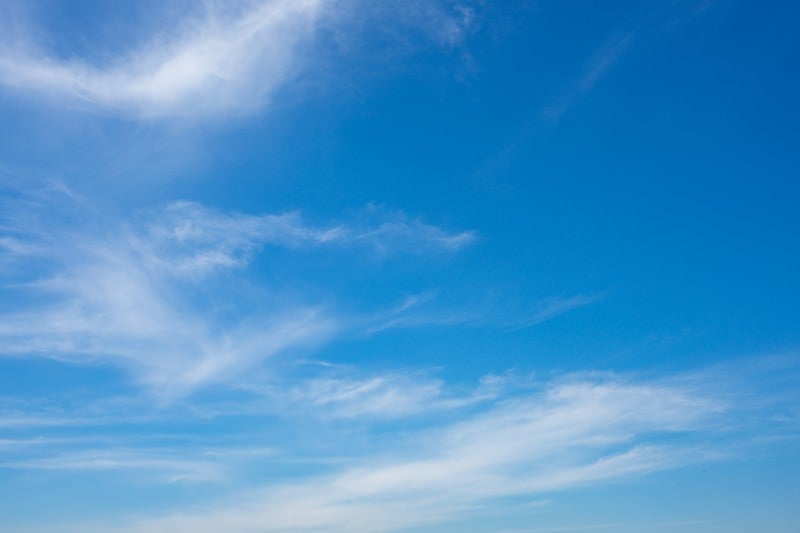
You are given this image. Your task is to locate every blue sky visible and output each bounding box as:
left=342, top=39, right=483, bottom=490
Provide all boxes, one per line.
left=0, top=1, right=798, bottom=531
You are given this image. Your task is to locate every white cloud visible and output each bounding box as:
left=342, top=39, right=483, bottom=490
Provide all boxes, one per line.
left=285, top=371, right=502, bottom=419
left=3, top=359, right=797, bottom=532
left=0, top=0, right=486, bottom=120
left=101, top=377, right=724, bottom=533
left=0, top=437, right=62, bottom=450
left=2, top=444, right=276, bottom=483
left=139, top=201, right=474, bottom=277
left=364, top=291, right=600, bottom=335
left=0, top=0, right=325, bottom=118
left=4, top=449, right=225, bottom=483
left=0, top=241, right=338, bottom=397
left=508, top=294, right=605, bottom=329
left=0, top=198, right=473, bottom=397
left=294, top=375, right=445, bottom=418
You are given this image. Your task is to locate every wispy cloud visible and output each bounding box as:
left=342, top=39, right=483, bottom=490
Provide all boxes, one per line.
left=541, top=1, right=718, bottom=122
left=507, top=293, right=605, bottom=329
left=541, top=30, right=636, bottom=122
left=0, top=0, right=325, bottom=118
left=97, top=375, right=726, bottom=533
left=1, top=444, right=275, bottom=483
left=3, top=449, right=225, bottom=483
left=277, top=370, right=506, bottom=419
left=0, top=196, right=474, bottom=397
left=0, top=0, right=485, bottom=121
left=140, top=201, right=475, bottom=277
left=291, top=374, right=447, bottom=418
left=3, top=359, right=798, bottom=532
left=0, top=267, right=337, bottom=398
left=364, top=291, right=601, bottom=335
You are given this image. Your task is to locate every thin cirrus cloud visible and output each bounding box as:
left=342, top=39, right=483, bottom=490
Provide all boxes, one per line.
left=274, top=370, right=506, bottom=419
left=508, top=294, right=606, bottom=329
left=540, top=30, right=636, bottom=123
left=0, top=0, right=325, bottom=118
left=291, top=374, right=448, bottom=418
left=1, top=444, right=276, bottom=484
left=540, top=2, right=717, bottom=123
left=89, top=375, right=729, bottom=533
left=3, top=449, right=225, bottom=483
left=3, top=358, right=796, bottom=532
left=0, top=0, right=481, bottom=120
left=141, top=201, right=476, bottom=277
left=0, top=196, right=475, bottom=397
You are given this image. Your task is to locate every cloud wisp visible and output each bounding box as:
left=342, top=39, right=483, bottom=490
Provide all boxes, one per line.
left=2, top=348, right=796, bottom=532
left=541, top=30, right=636, bottom=123
left=0, top=0, right=484, bottom=121
left=93, top=375, right=728, bottom=533
left=0, top=196, right=474, bottom=398
left=239, top=369, right=511, bottom=420
left=1, top=443, right=277, bottom=484
left=540, top=1, right=718, bottom=122
left=4, top=448, right=225, bottom=483
left=141, top=201, right=475, bottom=277
left=0, top=0, right=325, bottom=118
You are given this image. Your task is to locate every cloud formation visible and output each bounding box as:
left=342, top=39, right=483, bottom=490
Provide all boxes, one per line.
left=103, top=376, right=725, bottom=533
left=7, top=370, right=750, bottom=533
left=142, top=201, right=475, bottom=277
left=0, top=0, right=324, bottom=118
left=279, top=369, right=506, bottom=419
left=0, top=196, right=474, bottom=397
left=0, top=0, right=484, bottom=121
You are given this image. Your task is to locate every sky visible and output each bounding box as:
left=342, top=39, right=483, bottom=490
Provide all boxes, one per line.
left=0, top=1, right=798, bottom=532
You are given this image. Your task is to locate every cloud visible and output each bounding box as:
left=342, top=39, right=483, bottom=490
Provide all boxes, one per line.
left=3, top=359, right=797, bottom=532
left=0, top=0, right=485, bottom=121
left=0, top=0, right=325, bottom=118
left=364, top=291, right=600, bottom=335
left=139, top=201, right=475, bottom=277
left=0, top=437, right=63, bottom=450
left=541, top=30, right=636, bottom=122
left=1, top=442, right=276, bottom=483
left=0, top=260, right=336, bottom=398
left=99, top=376, right=725, bottom=533
left=281, top=369, right=505, bottom=419
left=381, top=1, right=479, bottom=49
left=291, top=374, right=447, bottom=418
left=508, top=294, right=604, bottom=329
left=0, top=197, right=473, bottom=397
left=3, top=449, right=225, bottom=483
left=540, top=1, right=719, bottom=123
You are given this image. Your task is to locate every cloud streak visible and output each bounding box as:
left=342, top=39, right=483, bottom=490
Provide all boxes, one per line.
left=0, top=196, right=474, bottom=397
left=4, top=449, right=225, bottom=483
left=541, top=30, right=636, bottom=122
left=140, top=201, right=475, bottom=277
left=100, top=375, right=726, bottom=533
left=0, top=0, right=485, bottom=121
left=3, top=357, right=797, bottom=532
left=0, top=0, right=324, bottom=118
